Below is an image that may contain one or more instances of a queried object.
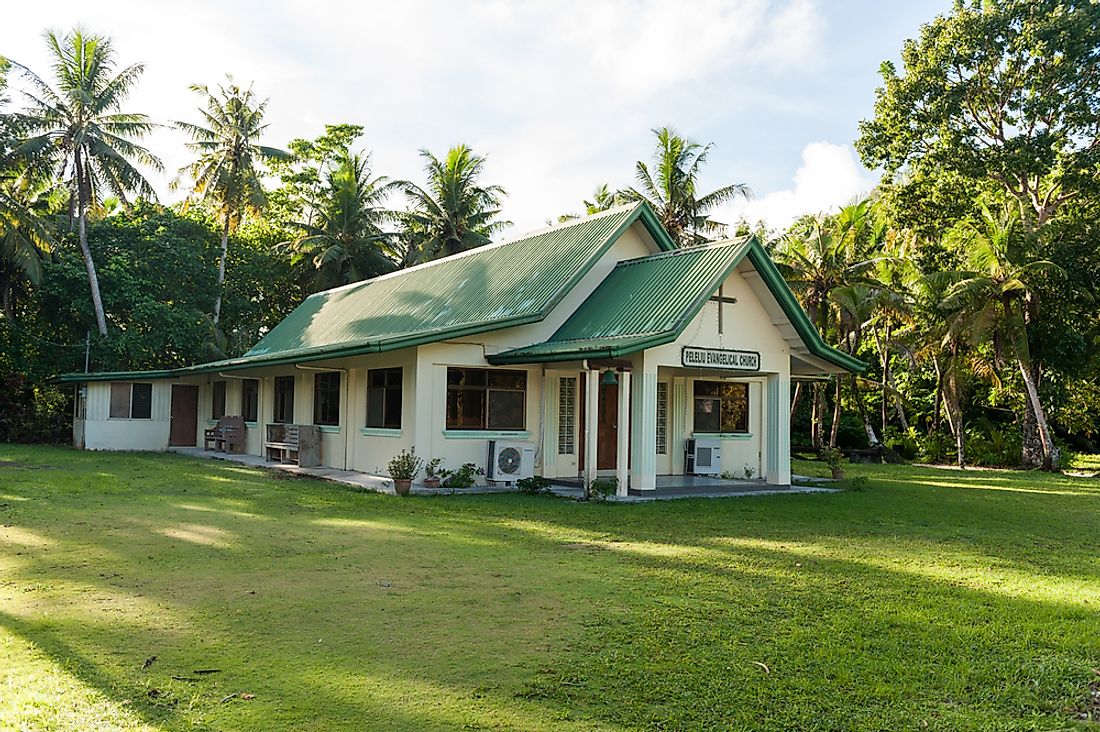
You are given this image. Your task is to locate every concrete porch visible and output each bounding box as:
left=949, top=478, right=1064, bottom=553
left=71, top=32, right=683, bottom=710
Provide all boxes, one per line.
left=170, top=447, right=835, bottom=500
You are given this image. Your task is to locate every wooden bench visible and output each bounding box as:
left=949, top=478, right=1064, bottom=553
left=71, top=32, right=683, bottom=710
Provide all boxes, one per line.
left=204, top=415, right=246, bottom=454
left=264, top=423, right=321, bottom=467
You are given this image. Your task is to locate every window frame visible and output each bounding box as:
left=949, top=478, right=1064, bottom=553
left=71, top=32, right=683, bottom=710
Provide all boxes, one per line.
left=692, top=380, right=749, bottom=434
left=240, top=379, right=259, bottom=423
left=366, top=367, right=403, bottom=430
left=273, top=376, right=295, bottom=424
left=557, top=376, right=577, bottom=455
left=109, top=382, right=153, bottom=420
left=211, top=380, right=227, bottom=420
left=445, top=367, right=527, bottom=431
left=313, top=371, right=341, bottom=427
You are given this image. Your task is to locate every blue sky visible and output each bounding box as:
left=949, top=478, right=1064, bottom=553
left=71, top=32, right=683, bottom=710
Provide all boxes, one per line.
left=3, top=0, right=952, bottom=233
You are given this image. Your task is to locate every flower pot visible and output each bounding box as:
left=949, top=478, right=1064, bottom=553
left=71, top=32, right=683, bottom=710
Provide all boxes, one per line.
left=393, top=478, right=412, bottom=496
left=423, top=477, right=441, bottom=489
left=830, top=468, right=844, bottom=480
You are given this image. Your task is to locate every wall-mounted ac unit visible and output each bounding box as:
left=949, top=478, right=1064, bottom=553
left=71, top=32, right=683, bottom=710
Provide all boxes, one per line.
left=487, top=441, right=536, bottom=483
left=685, top=438, right=721, bottom=476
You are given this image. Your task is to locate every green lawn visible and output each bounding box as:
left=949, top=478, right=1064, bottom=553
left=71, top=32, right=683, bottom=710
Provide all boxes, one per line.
left=1, top=446, right=1099, bottom=731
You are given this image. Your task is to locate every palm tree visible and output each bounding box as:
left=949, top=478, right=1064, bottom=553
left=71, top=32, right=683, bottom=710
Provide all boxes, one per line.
left=9, top=29, right=161, bottom=335
left=940, top=204, right=1065, bottom=469
left=284, top=149, right=399, bottom=291
left=626, top=126, right=751, bottom=246
left=776, top=199, right=884, bottom=447
left=0, top=175, right=58, bottom=320
left=399, top=145, right=508, bottom=265
left=174, top=78, right=286, bottom=325
left=551, top=184, right=627, bottom=225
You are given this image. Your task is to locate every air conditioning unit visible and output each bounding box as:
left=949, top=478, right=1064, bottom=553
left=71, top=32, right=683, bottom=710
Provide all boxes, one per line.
left=685, top=438, right=722, bottom=475
left=487, top=441, right=536, bottom=483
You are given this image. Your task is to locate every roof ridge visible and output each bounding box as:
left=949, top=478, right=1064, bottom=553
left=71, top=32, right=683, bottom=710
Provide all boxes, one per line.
left=301, top=202, right=644, bottom=300
left=612, top=235, right=750, bottom=268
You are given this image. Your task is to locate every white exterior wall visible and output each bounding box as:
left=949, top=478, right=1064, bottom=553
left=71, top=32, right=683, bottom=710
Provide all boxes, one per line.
left=75, top=225, right=798, bottom=487
left=81, top=380, right=172, bottom=451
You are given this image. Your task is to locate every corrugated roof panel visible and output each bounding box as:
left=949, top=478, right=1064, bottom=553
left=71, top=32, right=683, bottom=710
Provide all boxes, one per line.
left=244, top=204, right=644, bottom=357
left=489, top=238, right=752, bottom=363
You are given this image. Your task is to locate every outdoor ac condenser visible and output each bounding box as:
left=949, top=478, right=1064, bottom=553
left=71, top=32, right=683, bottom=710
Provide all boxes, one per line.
left=685, top=438, right=722, bottom=475
left=487, top=440, right=536, bottom=483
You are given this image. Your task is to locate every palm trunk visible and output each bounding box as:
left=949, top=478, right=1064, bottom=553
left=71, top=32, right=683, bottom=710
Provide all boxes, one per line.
left=852, top=374, right=879, bottom=446
left=810, top=383, right=824, bottom=449
left=829, top=376, right=842, bottom=448
left=1017, top=358, right=1057, bottom=470
left=930, top=354, right=943, bottom=433
left=944, top=369, right=964, bottom=468
left=213, top=211, right=230, bottom=326
left=75, top=150, right=108, bottom=336
left=790, top=381, right=802, bottom=426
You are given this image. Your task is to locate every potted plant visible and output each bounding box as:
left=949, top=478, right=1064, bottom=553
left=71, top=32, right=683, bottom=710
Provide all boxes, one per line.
left=423, top=458, right=444, bottom=489
left=387, top=448, right=423, bottom=496
left=820, top=446, right=845, bottom=480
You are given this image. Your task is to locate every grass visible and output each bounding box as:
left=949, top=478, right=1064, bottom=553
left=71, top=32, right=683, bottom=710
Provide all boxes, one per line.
left=1, top=446, right=1099, bottom=731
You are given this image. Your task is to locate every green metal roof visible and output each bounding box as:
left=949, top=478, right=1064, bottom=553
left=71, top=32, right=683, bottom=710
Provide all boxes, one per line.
left=57, top=203, right=678, bottom=382
left=488, top=237, right=865, bottom=372
left=488, top=239, right=753, bottom=363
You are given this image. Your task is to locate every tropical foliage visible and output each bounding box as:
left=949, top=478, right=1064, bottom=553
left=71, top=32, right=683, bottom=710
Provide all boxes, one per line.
left=174, top=78, right=286, bottom=325
left=2, top=6, right=1100, bottom=470
left=398, top=144, right=509, bottom=265
left=8, top=29, right=161, bottom=335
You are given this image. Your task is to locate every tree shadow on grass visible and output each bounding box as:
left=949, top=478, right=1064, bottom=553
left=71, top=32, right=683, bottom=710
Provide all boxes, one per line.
left=3, top=449, right=1100, bottom=730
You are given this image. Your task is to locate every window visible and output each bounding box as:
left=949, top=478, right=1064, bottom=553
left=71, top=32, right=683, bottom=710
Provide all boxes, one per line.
left=693, top=381, right=749, bottom=434
left=274, top=376, right=295, bottom=424
left=366, top=368, right=402, bottom=429
left=313, top=372, right=341, bottom=426
left=446, top=368, right=526, bottom=430
left=241, top=379, right=259, bottom=423
left=558, top=377, right=576, bottom=454
left=211, top=381, right=226, bottom=420
left=656, top=381, right=668, bottom=454
left=109, top=382, right=152, bottom=420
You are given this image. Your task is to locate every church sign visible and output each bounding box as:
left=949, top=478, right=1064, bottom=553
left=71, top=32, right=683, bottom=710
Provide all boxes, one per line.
left=681, top=347, right=760, bottom=372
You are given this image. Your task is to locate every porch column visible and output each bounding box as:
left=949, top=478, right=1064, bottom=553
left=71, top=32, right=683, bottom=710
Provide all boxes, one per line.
left=616, top=370, right=631, bottom=496
left=630, top=357, right=658, bottom=492
left=765, top=373, right=792, bottom=485
left=583, top=368, right=599, bottom=487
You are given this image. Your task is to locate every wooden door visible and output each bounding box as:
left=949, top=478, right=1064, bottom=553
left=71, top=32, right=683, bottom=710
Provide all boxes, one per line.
left=596, top=382, right=618, bottom=470
left=169, top=385, right=199, bottom=446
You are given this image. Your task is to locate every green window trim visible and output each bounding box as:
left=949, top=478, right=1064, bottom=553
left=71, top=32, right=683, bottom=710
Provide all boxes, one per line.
left=360, top=427, right=402, bottom=437
left=442, top=429, right=531, bottom=440
left=317, top=425, right=341, bottom=434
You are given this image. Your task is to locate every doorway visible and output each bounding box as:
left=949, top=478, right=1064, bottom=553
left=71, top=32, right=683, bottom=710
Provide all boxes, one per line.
left=596, top=382, right=618, bottom=470
left=169, top=384, right=199, bottom=446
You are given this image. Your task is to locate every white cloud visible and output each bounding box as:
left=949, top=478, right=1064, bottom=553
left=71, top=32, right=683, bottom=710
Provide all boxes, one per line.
left=1, top=0, right=829, bottom=232
left=721, top=142, right=876, bottom=232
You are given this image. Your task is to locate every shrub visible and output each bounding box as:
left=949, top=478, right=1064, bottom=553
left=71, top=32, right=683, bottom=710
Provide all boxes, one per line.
left=440, top=462, right=483, bottom=490
left=586, top=476, right=618, bottom=501
left=516, top=476, right=552, bottom=495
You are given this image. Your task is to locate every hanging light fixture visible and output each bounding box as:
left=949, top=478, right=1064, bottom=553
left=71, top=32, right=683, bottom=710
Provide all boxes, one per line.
left=601, top=369, right=619, bottom=386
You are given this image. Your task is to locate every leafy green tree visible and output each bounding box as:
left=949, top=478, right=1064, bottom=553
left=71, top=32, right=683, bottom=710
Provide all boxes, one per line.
left=283, top=149, right=399, bottom=292
left=857, top=0, right=1100, bottom=229
left=399, top=145, right=508, bottom=264
left=174, top=78, right=287, bottom=325
left=9, top=29, right=161, bottom=335
left=625, top=126, right=751, bottom=246
left=267, top=123, right=365, bottom=228
left=941, top=204, right=1066, bottom=469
